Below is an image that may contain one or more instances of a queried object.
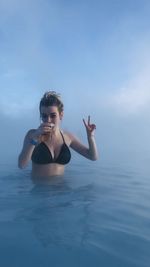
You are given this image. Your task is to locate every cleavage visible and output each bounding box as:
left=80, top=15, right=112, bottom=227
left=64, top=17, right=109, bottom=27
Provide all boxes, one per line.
left=44, top=141, right=63, bottom=161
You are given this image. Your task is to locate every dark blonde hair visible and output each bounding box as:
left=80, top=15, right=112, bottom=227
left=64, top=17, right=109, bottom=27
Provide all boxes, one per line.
left=39, top=91, right=64, bottom=113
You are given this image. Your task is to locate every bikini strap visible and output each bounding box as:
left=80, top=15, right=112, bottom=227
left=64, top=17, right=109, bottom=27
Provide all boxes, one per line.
left=60, top=131, right=66, bottom=144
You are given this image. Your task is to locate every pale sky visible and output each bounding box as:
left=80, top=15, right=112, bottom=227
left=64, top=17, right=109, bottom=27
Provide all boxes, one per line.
left=0, top=0, right=150, bottom=162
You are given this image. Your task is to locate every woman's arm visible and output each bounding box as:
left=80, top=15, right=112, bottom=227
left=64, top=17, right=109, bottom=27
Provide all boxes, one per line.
left=18, top=122, right=55, bottom=168
left=18, top=129, right=37, bottom=169
left=69, top=116, right=98, bottom=161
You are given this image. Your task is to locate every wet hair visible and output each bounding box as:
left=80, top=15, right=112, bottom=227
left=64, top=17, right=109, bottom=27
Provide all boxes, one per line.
left=39, top=91, right=64, bottom=113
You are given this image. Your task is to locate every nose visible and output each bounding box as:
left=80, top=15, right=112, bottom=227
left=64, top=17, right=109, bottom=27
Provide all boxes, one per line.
left=46, top=115, right=52, bottom=123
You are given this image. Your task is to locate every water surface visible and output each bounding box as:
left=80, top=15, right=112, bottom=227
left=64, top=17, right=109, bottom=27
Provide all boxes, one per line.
left=0, top=157, right=150, bottom=267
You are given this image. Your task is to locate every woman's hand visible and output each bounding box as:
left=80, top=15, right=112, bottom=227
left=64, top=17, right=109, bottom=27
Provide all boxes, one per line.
left=83, top=116, right=96, bottom=137
left=32, top=123, right=55, bottom=140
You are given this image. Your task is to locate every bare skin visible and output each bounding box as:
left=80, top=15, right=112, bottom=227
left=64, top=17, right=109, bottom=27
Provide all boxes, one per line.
left=18, top=105, right=98, bottom=178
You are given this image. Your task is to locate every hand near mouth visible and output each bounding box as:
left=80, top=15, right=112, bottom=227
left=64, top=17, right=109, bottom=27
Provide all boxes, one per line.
left=49, top=123, right=55, bottom=129
left=42, top=123, right=55, bottom=135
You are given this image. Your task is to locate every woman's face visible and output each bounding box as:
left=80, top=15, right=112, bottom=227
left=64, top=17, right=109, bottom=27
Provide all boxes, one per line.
left=40, top=105, right=63, bottom=127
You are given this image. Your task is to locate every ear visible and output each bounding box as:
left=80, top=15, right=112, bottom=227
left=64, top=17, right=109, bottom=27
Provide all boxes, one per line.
left=59, top=111, right=64, bottom=120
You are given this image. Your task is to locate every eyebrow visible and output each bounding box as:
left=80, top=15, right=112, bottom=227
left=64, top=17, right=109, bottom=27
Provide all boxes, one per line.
left=41, top=112, right=57, bottom=115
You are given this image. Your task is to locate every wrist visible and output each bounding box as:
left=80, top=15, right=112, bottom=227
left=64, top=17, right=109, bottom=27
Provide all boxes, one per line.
left=30, top=138, right=39, bottom=146
left=87, top=133, right=95, bottom=138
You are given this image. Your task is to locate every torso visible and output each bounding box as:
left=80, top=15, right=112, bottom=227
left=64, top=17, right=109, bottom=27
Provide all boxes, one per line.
left=31, top=130, right=71, bottom=178
left=31, top=163, right=65, bottom=178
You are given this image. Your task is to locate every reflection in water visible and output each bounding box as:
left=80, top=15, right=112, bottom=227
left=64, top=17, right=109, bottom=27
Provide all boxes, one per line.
left=0, top=162, right=150, bottom=267
left=15, top=174, right=95, bottom=249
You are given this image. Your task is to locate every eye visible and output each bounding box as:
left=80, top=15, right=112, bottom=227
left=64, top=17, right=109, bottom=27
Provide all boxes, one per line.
left=50, top=114, right=57, bottom=118
left=41, top=113, right=48, bottom=119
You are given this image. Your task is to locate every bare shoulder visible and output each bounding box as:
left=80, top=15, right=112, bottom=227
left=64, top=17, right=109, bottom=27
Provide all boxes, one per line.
left=63, top=131, right=74, bottom=139
left=62, top=130, right=80, bottom=146
left=62, top=130, right=76, bottom=144
left=63, top=130, right=88, bottom=155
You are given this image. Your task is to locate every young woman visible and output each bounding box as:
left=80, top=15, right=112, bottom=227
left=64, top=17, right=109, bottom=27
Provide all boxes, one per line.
left=18, top=91, right=98, bottom=178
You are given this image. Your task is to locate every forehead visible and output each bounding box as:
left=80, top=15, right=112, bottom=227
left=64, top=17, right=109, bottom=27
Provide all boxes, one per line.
left=40, top=105, right=59, bottom=114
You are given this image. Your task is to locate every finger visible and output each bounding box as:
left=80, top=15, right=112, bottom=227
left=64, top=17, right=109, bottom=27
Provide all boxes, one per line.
left=83, top=119, right=87, bottom=128
left=43, top=127, right=51, bottom=132
left=45, top=126, right=53, bottom=131
left=42, top=122, right=51, bottom=127
left=91, top=124, right=96, bottom=130
left=88, top=115, right=90, bottom=125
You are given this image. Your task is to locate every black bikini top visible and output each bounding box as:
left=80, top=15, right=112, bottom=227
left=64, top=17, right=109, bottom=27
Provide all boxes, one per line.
left=31, top=131, right=71, bottom=165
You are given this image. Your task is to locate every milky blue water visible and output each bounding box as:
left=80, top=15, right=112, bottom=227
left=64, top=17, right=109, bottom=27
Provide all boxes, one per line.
left=0, top=155, right=150, bottom=267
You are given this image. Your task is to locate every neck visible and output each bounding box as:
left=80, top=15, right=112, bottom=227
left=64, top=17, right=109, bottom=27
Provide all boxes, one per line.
left=52, top=126, right=60, bottom=136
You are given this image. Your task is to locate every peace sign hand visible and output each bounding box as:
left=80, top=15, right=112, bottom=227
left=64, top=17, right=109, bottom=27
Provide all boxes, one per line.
left=83, top=116, right=96, bottom=137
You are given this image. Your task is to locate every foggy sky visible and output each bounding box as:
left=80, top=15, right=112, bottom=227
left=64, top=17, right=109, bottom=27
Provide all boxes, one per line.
left=0, top=0, right=150, bottom=165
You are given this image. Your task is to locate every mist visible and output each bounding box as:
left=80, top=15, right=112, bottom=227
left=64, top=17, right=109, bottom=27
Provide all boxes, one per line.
left=0, top=103, right=149, bottom=170
left=0, top=0, right=150, bottom=169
